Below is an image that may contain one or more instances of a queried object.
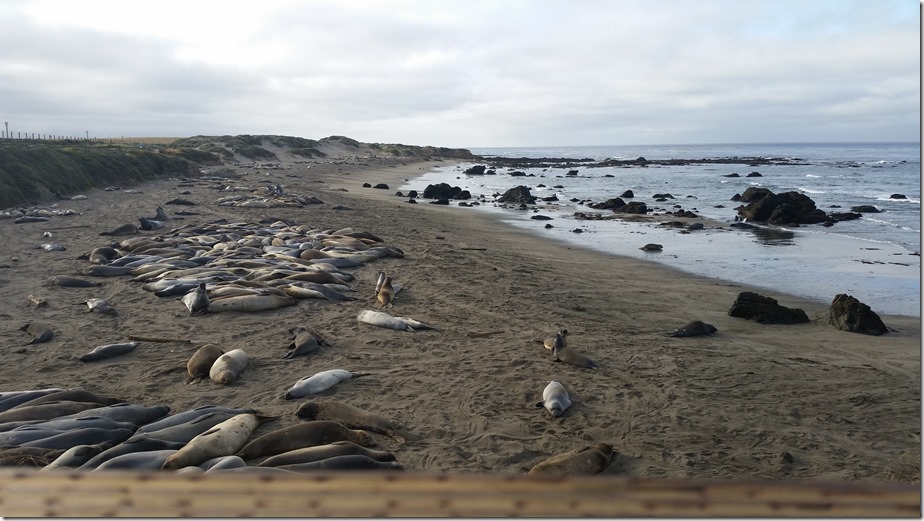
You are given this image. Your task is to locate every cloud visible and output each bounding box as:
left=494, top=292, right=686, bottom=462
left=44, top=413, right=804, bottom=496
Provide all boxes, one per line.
left=1, top=0, right=918, bottom=146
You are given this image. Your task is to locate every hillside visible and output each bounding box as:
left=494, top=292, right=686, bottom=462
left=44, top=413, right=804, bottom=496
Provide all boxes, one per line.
left=0, top=135, right=476, bottom=209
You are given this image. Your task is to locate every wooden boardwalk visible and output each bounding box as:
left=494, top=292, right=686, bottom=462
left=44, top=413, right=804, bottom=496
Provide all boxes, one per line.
left=0, top=470, right=919, bottom=517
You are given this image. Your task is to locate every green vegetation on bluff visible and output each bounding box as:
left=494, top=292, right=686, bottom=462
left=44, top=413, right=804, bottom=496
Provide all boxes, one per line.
left=0, top=141, right=207, bottom=209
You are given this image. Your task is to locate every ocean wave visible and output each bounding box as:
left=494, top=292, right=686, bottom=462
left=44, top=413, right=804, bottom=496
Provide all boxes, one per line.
left=797, top=187, right=826, bottom=194
left=805, top=174, right=822, bottom=178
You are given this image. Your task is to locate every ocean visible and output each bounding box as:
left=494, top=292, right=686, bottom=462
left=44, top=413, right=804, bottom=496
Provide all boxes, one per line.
left=399, top=142, right=921, bottom=317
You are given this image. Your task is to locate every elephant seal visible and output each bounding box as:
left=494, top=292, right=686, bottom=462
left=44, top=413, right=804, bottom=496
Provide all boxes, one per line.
left=78, top=436, right=187, bottom=470
left=21, top=427, right=134, bottom=450
left=236, top=421, right=377, bottom=461
left=0, top=388, right=66, bottom=413
left=21, top=322, right=54, bottom=345
left=376, top=276, right=395, bottom=308
left=295, top=400, right=406, bottom=444
left=14, top=389, right=122, bottom=409
left=284, top=370, right=370, bottom=400
left=669, top=320, right=718, bottom=337
left=82, top=298, right=118, bottom=315
left=182, top=283, right=210, bottom=316
left=528, top=442, right=615, bottom=476
left=49, top=275, right=102, bottom=287
left=0, top=401, right=106, bottom=423
left=209, top=349, right=249, bottom=385
left=86, top=265, right=134, bottom=277
left=205, top=294, right=297, bottom=313
left=135, top=405, right=255, bottom=435
left=42, top=441, right=114, bottom=470
left=79, top=341, right=139, bottom=362
left=99, top=223, right=137, bottom=236
left=88, top=246, right=120, bottom=265
left=356, top=310, right=433, bottom=332
left=138, top=217, right=165, bottom=231
left=534, top=381, right=572, bottom=418
left=277, top=454, right=403, bottom=471
left=256, top=441, right=395, bottom=467
left=542, top=329, right=568, bottom=351
left=187, top=343, right=225, bottom=383
left=96, top=449, right=178, bottom=470
left=282, top=326, right=329, bottom=359
left=0, top=447, right=67, bottom=467
left=551, top=343, right=598, bottom=370
left=200, top=455, right=248, bottom=472
left=162, top=413, right=276, bottom=470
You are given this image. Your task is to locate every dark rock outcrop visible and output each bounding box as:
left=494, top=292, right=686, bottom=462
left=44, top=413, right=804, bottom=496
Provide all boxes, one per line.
left=728, top=292, right=810, bottom=324
left=498, top=186, right=536, bottom=205
left=588, top=198, right=626, bottom=211
left=464, top=165, right=487, bottom=175
left=613, top=201, right=649, bottom=214
left=735, top=188, right=828, bottom=225
left=890, top=194, right=907, bottom=200
left=747, top=172, right=763, bottom=177
left=619, top=190, right=634, bottom=198
left=828, top=294, right=888, bottom=335
left=850, top=205, right=880, bottom=213
left=423, top=183, right=469, bottom=200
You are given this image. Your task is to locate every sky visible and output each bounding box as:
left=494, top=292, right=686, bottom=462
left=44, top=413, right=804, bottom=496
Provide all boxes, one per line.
left=0, top=0, right=919, bottom=148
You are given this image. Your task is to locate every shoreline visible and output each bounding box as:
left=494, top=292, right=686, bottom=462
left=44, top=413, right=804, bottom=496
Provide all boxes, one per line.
left=0, top=156, right=918, bottom=482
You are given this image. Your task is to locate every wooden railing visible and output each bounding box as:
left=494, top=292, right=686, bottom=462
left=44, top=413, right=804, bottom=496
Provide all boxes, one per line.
left=0, top=470, right=919, bottom=517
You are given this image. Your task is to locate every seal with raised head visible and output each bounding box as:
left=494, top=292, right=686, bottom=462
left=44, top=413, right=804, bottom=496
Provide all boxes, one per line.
left=376, top=276, right=395, bottom=308
left=256, top=441, right=395, bottom=467
left=668, top=320, right=718, bottom=337
left=187, top=344, right=225, bottom=383
left=534, top=381, right=571, bottom=418
left=542, top=328, right=568, bottom=351
left=236, top=420, right=377, bottom=461
left=21, top=322, right=54, bottom=345
left=282, top=326, right=329, bottom=359
left=528, top=442, right=615, bottom=476
left=295, top=399, right=406, bottom=444
left=209, top=348, right=249, bottom=385
left=81, top=298, right=118, bottom=315
left=161, top=413, right=276, bottom=470
left=182, top=283, right=210, bottom=316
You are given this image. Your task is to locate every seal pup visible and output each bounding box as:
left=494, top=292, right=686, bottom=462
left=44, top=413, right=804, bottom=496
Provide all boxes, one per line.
left=80, top=298, right=118, bottom=315
left=256, top=441, right=395, bottom=467
left=209, top=349, right=249, bottom=385
left=284, top=370, right=370, bottom=400
left=187, top=343, right=225, bottom=383
left=528, top=442, right=615, bottom=476
left=87, top=246, right=120, bottom=265
left=356, top=310, right=433, bottom=332
left=551, top=342, right=598, bottom=370
left=99, top=223, right=137, bottom=236
left=236, top=421, right=377, bottom=461
left=21, top=322, right=54, bottom=345
left=282, top=326, right=329, bottom=359
left=181, top=282, right=210, bottom=316
left=79, top=341, right=139, bottom=363
left=376, top=275, right=395, bottom=308
left=668, top=320, right=718, bottom=337
left=534, top=381, right=572, bottom=418
left=161, top=413, right=277, bottom=470
left=138, top=217, right=164, bottom=231
left=295, top=400, right=406, bottom=444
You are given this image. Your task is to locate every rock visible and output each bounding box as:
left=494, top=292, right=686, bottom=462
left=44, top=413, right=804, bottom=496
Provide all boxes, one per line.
left=613, top=201, right=649, bottom=214
left=588, top=198, right=625, bottom=210
left=531, top=215, right=553, bottom=220
left=544, top=223, right=553, bottom=229
left=890, top=194, right=907, bottom=200
left=408, top=190, right=418, bottom=198
left=541, top=195, right=559, bottom=202
left=728, top=292, right=810, bottom=324
left=827, top=212, right=862, bottom=223
left=464, top=165, right=487, bottom=175
left=731, top=194, right=742, bottom=202
left=362, top=183, right=372, bottom=188
left=373, top=183, right=389, bottom=190
left=652, top=193, right=674, bottom=199
left=723, top=173, right=740, bottom=178
left=619, top=190, right=634, bottom=198
left=430, top=198, right=449, bottom=205
left=736, top=189, right=828, bottom=225
left=509, top=171, right=527, bottom=177
left=566, top=170, right=579, bottom=176
left=423, top=183, right=464, bottom=200
left=394, top=192, right=404, bottom=197
left=747, top=172, right=762, bottom=177
left=850, top=205, right=880, bottom=213
left=498, top=186, right=536, bottom=205
left=828, top=294, right=888, bottom=335
left=687, top=222, right=704, bottom=231
left=640, top=243, right=662, bottom=251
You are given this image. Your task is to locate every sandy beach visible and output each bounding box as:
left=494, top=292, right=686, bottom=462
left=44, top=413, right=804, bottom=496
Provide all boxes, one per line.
left=0, top=152, right=919, bottom=483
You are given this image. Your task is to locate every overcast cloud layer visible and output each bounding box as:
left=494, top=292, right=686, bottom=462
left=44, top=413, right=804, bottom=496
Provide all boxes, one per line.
left=0, top=0, right=919, bottom=147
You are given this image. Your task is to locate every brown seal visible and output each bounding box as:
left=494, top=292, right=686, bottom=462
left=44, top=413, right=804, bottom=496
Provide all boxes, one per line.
left=276, top=454, right=403, bottom=471
left=295, top=400, right=406, bottom=444
left=551, top=342, right=598, bottom=370
left=236, top=420, right=376, bottom=461
left=282, top=326, right=328, bottom=359
left=376, top=276, right=395, bottom=308
left=187, top=343, right=225, bottom=383
left=528, top=442, right=615, bottom=476
left=21, top=322, right=54, bottom=345
left=256, top=441, right=395, bottom=467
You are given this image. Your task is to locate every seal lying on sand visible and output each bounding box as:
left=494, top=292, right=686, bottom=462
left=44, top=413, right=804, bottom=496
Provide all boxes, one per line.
left=668, top=320, right=718, bottom=337
left=528, top=442, right=615, bottom=476
left=356, top=310, right=433, bottom=332
left=534, top=381, right=571, bottom=418
left=21, top=322, right=54, bottom=345
left=236, top=421, right=377, bottom=461
left=284, top=370, right=369, bottom=399
left=295, top=399, right=406, bottom=444
left=282, top=326, right=329, bottom=359
left=545, top=330, right=598, bottom=370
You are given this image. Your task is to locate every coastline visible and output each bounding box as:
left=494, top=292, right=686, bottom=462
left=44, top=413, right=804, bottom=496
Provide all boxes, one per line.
left=0, top=156, right=918, bottom=482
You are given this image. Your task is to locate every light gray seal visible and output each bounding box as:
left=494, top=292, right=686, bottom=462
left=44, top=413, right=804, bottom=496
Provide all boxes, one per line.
left=668, top=320, right=718, bottom=337
left=78, top=436, right=187, bottom=470
left=0, top=401, right=107, bottom=423
left=236, top=421, right=377, bottom=461
left=81, top=298, right=118, bottom=315
left=49, top=275, right=102, bottom=287
left=135, top=405, right=255, bottom=435
left=295, top=399, right=406, bottom=444
left=95, top=449, right=178, bottom=470
left=21, top=322, right=54, bottom=345
left=42, top=441, right=114, bottom=470
left=20, top=427, right=134, bottom=450
left=79, top=341, right=139, bottom=362
left=0, top=389, right=66, bottom=414
left=182, top=282, right=210, bottom=316
left=161, top=413, right=276, bottom=470
left=534, top=381, right=572, bottom=418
